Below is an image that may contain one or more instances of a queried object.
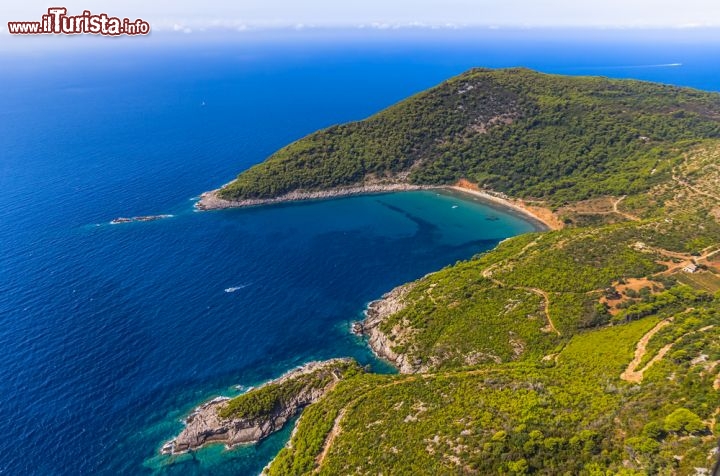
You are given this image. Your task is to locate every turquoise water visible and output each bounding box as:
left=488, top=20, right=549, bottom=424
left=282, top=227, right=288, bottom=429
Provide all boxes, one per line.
left=1, top=30, right=719, bottom=475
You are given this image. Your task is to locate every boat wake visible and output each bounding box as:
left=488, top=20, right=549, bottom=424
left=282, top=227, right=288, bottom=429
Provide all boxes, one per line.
left=224, top=284, right=250, bottom=293
left=590, top=62, right=682, bottom=70
left=640, top=63, right=683, bottom=68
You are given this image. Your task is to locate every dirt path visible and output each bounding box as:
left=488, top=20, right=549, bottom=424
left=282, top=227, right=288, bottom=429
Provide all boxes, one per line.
left=648, top=245, right=720, bottom=276
left=613, top=196, right=641, bottom=222
left=673, top=173, right=720, bottom=203
left=313, top=368, right=495, bottom=471
left=620, top=319, right=672, bottom=383
left=522, top=286, right=559, bottom=335
left=315, top=409, right=346, bottom=468
left=481, top=242, right=560, bottom=336
left=649, top=246, right=695, bottom=261
left=482, top=272, right=560, bottom=336
left=313, top=376, right=421, bottom=471
left=620, top=318, right=716, bottom=383
left=706, top=248, right=720, bottom=260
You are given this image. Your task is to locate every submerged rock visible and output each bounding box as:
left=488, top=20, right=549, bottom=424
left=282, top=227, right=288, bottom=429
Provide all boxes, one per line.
left=351, top=321, right=364, bottom=335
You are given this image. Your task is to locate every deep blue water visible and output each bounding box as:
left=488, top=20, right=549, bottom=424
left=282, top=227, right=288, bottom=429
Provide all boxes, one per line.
left=1, top=30, right=720, bottom=475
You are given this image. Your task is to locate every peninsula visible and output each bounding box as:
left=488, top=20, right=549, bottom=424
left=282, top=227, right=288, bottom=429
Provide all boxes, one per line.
left=179, top=68, right=720, bottom=474
left=162, top=359, right=361, bottom=455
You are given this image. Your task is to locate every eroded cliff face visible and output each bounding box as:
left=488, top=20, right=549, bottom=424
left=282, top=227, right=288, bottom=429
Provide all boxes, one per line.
left=161, top=359, right=355, bottom=455
left=360, top=283, right=421, bottom=374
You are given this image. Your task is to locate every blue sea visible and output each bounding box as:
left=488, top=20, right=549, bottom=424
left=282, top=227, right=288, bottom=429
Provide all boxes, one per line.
left=1, top=29, right=719, bottom=475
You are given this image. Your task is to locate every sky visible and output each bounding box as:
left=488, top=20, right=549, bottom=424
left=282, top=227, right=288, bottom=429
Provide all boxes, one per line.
left=2, top=0, right=720, bottom=32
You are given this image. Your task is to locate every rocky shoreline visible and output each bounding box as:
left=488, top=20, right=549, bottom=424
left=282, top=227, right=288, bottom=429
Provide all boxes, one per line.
left=195, top=183, right=434, bottom=210
left=194, top=180, right=558, bottom=231
left=353, top=283, right=421, bottom=374
left=160, top=359, right=355, bottom=456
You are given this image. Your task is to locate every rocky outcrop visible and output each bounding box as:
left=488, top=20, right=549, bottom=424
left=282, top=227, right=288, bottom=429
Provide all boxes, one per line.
left=357, top=283, right=421, bottom=374
left=110, top=214, right=173, bottom=225
left=195, top=184, right=434, bottom=210
left=161, top=359, right=355, bottom=455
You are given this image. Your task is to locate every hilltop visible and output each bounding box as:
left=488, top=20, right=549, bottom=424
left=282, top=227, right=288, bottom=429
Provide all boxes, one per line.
left=187, top=69, right=720, bottom=474
left=201, top=68, right=720, bottom=209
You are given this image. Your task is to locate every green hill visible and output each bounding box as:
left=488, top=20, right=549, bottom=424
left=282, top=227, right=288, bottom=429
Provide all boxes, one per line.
left=218, top=68, right=720, bottom=205
left=201, top=69, right=720, bottom=474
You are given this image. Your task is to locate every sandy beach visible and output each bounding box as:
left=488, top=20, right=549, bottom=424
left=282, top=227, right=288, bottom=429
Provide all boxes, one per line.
left=447, top=180, right=563, bottom=230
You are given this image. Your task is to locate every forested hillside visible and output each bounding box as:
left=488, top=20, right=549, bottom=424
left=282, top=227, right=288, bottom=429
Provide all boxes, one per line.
left=218, top=68, right=720, bottom=204
left=264, top=141, right=720, bottom=475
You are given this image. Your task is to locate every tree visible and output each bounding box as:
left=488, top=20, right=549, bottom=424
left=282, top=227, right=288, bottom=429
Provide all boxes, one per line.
left=507, top=458, right=529, bottom=475
left=664, top=408, right=705, bottom=434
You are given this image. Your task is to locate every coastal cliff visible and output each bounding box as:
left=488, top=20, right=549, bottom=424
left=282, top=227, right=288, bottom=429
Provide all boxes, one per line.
left=161, top=359, right=361, bottom=455
left=358, top=283, right=420, bottom=374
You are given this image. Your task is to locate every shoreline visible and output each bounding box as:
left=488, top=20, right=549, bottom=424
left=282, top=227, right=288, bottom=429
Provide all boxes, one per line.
left=194, top=183, right=434, bottom=210
left=445, top=183, right=562, bottom=231
left=160, top=359, right=353, bottom=456
left=164, top=180, right=563, bottom=465
left=350, top=181, right=561, bottom=373
left=195, top=181, right=562, bottom=231
left=356, top=283, right=421, bottom=374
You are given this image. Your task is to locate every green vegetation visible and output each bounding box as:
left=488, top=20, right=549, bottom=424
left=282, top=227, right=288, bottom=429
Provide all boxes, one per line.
left=493, top=226, right=664, bottom=293
left=677, top=270, right=720, bottom=293
left=267, top=298, right=720, bottom=475
left=377, top=260, right=555, bottom=370
left=202, top=71, right=720, bottom=474
left=260, top=144, right=720, bottom=473
left=219, top=360, right=361, bottom=420
left=613, top=285, right=712, bottom=323
left=219, top=68, right=720, bottom=205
